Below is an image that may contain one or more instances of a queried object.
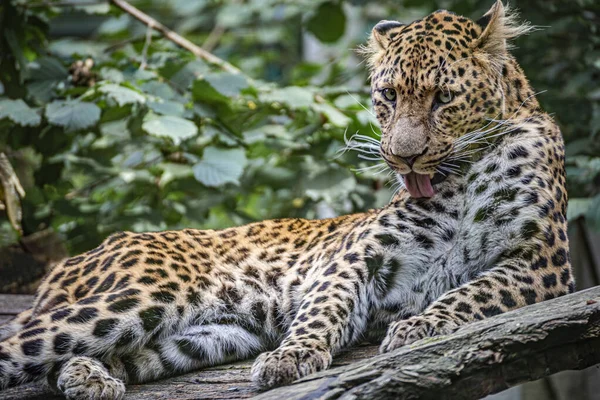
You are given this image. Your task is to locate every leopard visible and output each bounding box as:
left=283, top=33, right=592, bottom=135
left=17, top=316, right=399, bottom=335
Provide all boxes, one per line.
left=0, top=1, right=572, bottom=398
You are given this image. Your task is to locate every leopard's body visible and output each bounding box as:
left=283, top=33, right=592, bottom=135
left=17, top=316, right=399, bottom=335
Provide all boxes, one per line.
left=0, top=2, right=572, bottom=398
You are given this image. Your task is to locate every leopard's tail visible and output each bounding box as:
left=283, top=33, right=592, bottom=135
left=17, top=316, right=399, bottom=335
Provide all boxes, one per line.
left=0, top=298, right=176, bottom=390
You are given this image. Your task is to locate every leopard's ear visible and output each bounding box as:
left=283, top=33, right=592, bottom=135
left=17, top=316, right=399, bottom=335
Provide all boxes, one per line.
left=474, top=0, right=533, bottom=57
left=361, top=20, right=404, bottom=70
left=371, top=20, right=405, bottom=49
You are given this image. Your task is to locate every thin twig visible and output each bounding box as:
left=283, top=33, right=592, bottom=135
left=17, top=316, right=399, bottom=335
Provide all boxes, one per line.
left=138, top=24, right=153, bottom=70
left=103, top=36, right=143, bottom=53
left=25, top=0, right=106, bottom=7
left=109, top=0, right=240, bottom=74
left=202, top=24, right=226, bottom=52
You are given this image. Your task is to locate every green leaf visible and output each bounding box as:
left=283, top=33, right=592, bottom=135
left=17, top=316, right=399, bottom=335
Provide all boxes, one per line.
left=27, top=57, right=69, bottom=103
left=260, top=86, right=314, bottom=109
left=159, top=163, right=194, bottom=187
left=193, top=72, right=248, bottom=103
left=142, top=81, right=177, bottom=100
left=49, top=39, right=107, bottom=58
left=75, top=2, right=110, bottom=14
left=148, top=100, right=185, bottom=117
left=192, top=147, right=247, bottom=187
left=142, top=115, right=198, bottom=145
left=172, top=0, right=209, bottom=17
left=334, top=94, right=359, bottom=109
left=46, top=100, right=101, bottom=131
left=5, top=29, right=27, bottom=83
left=98, top=14, right=130, bottom=35
left=119, top=169, right=154, bottom=184
left=0, top=99, right=41, bottom=127
left=192, top=79, right=227, bottom=103
left=306, top=2, right=346, bottom=43
left=0, top=221, right=19, bottom=248
left=585, top=195, right=600, bottom=232
left=100, top=67, right=125, bottom=83
left=303, top=167, right=356, bottom=203
left=244, top=125, right=290, bottom=144
left=216, top=3, right=252, bottom=27
left=205, top=73, right=249, bottom=96
left=169, top=60, right=210, bottom=90
left=567, top=198, right=592, bottom=221
left=312, top=103, right=350, bottom=127
left=99, top=84, right=146, bottom=106
left=200, top=125, right=238, bottom=146
left=586, top=195, right=600, bottom=231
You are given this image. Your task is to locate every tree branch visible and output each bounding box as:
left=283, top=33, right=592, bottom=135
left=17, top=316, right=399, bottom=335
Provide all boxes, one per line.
left=201, top=24, right=226, bottom=53
left=2, top=287, right=600, bottom=399
left=25, top=1, right=106, bottom=7
left=109, top=0, right=240, bottom=74
left=255, top=286, right=600, bottom=400
left=0, top=153, right=25, bottom=235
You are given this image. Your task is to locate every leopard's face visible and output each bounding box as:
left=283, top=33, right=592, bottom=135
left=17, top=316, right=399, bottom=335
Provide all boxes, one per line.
left=365, top=6, right=517, bottom=197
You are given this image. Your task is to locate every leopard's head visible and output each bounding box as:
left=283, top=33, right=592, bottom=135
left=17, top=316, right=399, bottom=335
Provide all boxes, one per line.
left=363, top=0, right=535, bottom=198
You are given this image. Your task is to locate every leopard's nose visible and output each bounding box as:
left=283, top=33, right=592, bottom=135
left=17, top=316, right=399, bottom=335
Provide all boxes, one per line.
left=396, top=155, right=418, bottom=167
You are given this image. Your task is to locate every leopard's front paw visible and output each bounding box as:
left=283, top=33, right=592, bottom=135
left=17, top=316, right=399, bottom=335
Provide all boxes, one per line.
left=251, top=344, right=332, bottom=389
left=57, top=356, right=125, bottom=400
left=380, top=314, right=460, bottom=353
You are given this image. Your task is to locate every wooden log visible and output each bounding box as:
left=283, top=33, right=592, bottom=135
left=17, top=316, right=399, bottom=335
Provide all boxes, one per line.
left=0, top=294, right=32, bottom=324
left=254, top=286, right=600, bottom=400
left=1, top=287, right=600, bottom=399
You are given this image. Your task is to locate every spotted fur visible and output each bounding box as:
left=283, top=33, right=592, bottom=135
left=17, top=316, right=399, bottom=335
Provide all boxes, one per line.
left=0, top=2, right=572, bottom=398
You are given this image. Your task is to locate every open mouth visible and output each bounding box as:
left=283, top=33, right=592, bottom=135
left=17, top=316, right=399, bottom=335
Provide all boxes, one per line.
left=401, top=171, right=448, bottom=198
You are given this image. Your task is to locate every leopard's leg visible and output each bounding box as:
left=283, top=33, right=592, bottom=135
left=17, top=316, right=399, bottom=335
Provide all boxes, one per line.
left=51, top=356, right=125, bottom=400
left=251, top=258, right=368, bottom=389
left=44, top=323, right=264, bottom=398
left=114, top=324, right=265, bottom=384
left=380, top=255, right=574, bottom=352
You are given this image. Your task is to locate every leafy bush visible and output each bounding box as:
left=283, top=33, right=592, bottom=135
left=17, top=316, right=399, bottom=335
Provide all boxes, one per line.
left=0, top=0, right=598, bottom=255
left=0, top=0, right=386, bottom=253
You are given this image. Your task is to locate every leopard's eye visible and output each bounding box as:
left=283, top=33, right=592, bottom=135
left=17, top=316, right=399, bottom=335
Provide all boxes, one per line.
left=435, top=91, right=453, bottom=104
left=382, top=88, right=397, bottom=102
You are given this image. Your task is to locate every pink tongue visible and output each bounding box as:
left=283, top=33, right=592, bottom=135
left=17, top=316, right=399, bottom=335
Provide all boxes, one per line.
left=403, top=172, right=435, bottom=198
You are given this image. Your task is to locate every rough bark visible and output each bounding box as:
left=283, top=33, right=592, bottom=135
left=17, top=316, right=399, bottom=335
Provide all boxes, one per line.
left=255, top=286, right=600, bottom=400
left=0, top=287, right=599, bottom=399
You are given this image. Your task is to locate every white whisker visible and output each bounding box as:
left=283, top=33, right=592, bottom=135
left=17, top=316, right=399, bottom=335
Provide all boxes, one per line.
left=369, top=123, right=382, bottom=137
left=353, top=163, right=389, bottom=175
left=358, top=154, right=384, bottom=161
left=345, top=91, right=375, bottom=117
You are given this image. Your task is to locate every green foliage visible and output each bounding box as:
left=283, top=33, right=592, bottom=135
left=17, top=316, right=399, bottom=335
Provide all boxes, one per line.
left=46, top=100, right=102, bottom=131
left=0, top=0, right=598, bottom=255
left=192, top=147, right=247, bottom=187
left=0, top=99, right=40, bottom=127
left=0, top=0, right=385, bottom=253
left=306, top=2, right=346, bottom=43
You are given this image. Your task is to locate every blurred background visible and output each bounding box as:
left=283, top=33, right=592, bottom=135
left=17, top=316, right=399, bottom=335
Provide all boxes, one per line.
left=0, top=0, right=599, bottom=398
